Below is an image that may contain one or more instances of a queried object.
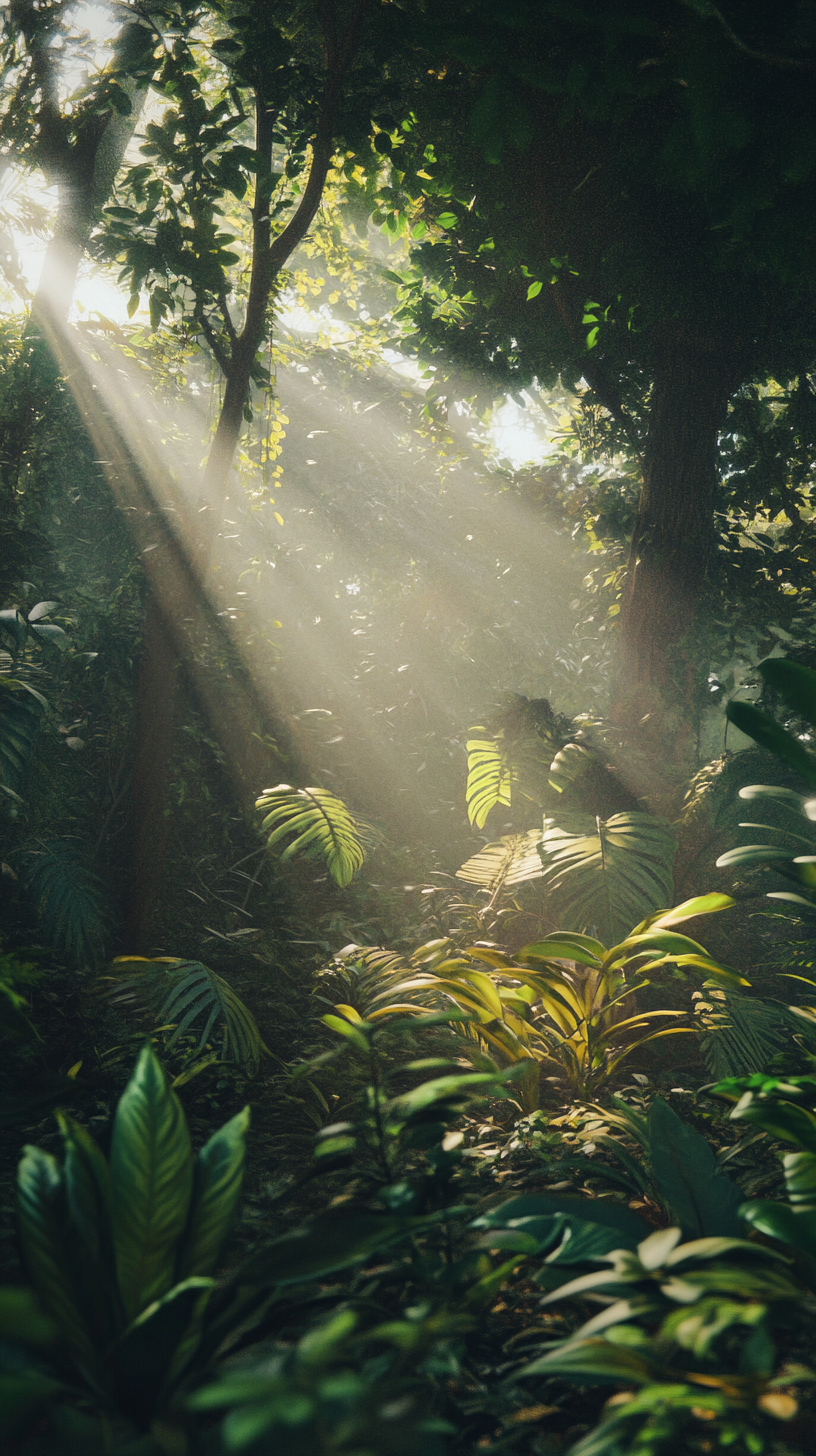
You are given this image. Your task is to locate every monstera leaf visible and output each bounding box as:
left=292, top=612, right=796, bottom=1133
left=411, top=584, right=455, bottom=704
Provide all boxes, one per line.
left=539, top=811, right=676, bottom=945
left=256, top=784, right=368, bottom=887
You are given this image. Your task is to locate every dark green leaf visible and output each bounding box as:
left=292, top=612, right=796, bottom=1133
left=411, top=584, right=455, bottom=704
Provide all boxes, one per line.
left=109, top=1044, right=194, bottom=1321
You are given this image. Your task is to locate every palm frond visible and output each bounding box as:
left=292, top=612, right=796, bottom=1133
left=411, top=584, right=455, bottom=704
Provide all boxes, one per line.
left=0, top=679, right=45, bottom=795
left=464, top=730, right=514, bottom=829
left=456, top=831, right=544, bottom=893
left=101, top=957, right=269, bottom=1073
left=693, top=985, right=816, bottom=1078
left=19, top=840, right=108, bottom=967
left=539, top=811, right=676, bottom=946
left=256, top=784, right=368, bottom=887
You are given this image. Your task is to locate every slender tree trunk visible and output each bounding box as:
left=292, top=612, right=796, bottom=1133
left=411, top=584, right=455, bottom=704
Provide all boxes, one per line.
left=618, top=330, right=739, bottom=698
left=122, top=593, right=176, bottom=951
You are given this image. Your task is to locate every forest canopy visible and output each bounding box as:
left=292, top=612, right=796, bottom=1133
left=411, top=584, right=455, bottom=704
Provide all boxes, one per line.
left=3, top=4, right=816, bottom=1456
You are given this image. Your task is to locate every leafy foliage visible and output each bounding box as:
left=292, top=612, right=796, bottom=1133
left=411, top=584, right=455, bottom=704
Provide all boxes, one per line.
left=323, top=895, right=742, bottom=1099
left=455, top=829, right=544, bottom=894
left=538, top=811, right=677, bottom=945
left=9, top=1044, right=250, bottom=1434
left=464, top=728, right=515, bottom=828
left=17, top=840, right=108, bottom=967
left=99, top=957, right=269, bottom=1074
left=256, top=783, right=369, bottom=887
left=0, top=677, right=45, bottom=800
left=693, top=983, right=816, bottom=1079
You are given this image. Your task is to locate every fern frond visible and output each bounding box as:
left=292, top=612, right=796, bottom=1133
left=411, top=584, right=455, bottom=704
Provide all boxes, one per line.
left=456, top=831, right=544, bottom=893
left=256, top=784, right=367, bottom=887
left=19, top=840, right=108, bottom=967
left=540, top=811, right=676, bottom=946
left=101, top=958, right=269, bottom=1073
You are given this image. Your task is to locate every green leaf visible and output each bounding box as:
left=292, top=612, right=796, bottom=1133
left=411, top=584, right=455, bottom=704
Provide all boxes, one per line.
left=0, top=1288, right=56, bottom=1347
left=256, top=784, right=368, bottom=886
left=108, top=1277, right=215, bottom=1423
left=519, top=1336, right=658, bottom=1384
left=474, top=1194, right=650, bottom=1243
left=109, top=1044, right=194, bottom=1321
left=539, top=812, right=676, bottom=945
left=526, top=279, right=543, bottom=299
left=740, top=1198, right=816, bottom=1257
left=232, top=1211, right=409, bottom=1288
left=726, top=700, right=816, bottom=788
left=176, top=1107, right=250, bottom=1279
left=464, top=732, right=514, bottom=828
left=19, top=842, right=108, bottom=967
left=16, top=1146, right=98, bottom=1371
left=103, top=958, right=268, bottom=1071
left=647, top=1098, right=744, bottom=1238
left=0, top=680, right=44, bottom=794
left=758, top=658, right=816, bottom=728
left=455, top=830, right=544, bottom=891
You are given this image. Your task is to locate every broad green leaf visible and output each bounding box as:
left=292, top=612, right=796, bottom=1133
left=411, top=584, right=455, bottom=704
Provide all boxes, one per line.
left=256, top=785, right=368, bottom=886
left=16, top=1145, right=98, bottom=1372
left=232, top=1211, right=409, bottom=1288
left=474, top=1194, right=650, bottom=1243
left=108, top=1277, right=215, bottom=1423
left=177, top=1106, right=250, bottom=1279
left=726, top=700, right=816, bottom=788
left=783, top=1149, right=816, bottom=1210
left=56, top=1112, right=117, bottom=1343
left=519, top=1336, right=658, bottom=1383
left=758, top=657, right=816, bottom=728
left=0, top=1287, right=56, bottom=1347
left=637, top=894, right=735, bottom=931
left=647, top=1098, right=744, bottom=1238
left=456, top=830, right=544, bottom=891
left=389, top=1071, right=507, bottom=1118
left=519, top=934, right=605, bottom=968
left=464, top=731, right=514, bottom=828
left=109, top=1044, right=194, bottom=1321
left=740, top=1198, right=816, bottom=1257
left=539, top=812, right=676, bottom=946
left=321, top=1012, right=370, bottom=1051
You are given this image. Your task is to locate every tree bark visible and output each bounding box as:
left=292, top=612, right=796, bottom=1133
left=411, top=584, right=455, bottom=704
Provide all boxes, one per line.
left=618, top=330, right=739, bottom=695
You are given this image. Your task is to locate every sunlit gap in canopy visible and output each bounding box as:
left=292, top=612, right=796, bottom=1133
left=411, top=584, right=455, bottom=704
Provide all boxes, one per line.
left=39, top=305, right=588, bottom=836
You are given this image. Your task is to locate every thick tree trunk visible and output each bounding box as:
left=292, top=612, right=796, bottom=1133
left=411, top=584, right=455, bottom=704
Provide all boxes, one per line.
left=619, top=332, right=738, bottom=694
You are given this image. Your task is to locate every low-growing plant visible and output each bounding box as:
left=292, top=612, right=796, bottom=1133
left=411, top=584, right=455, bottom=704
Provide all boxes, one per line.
left=322, top=895, right=745, bottom=1101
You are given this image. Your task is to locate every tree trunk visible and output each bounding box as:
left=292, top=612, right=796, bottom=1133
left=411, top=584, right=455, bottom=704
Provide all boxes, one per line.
left=122, top=593, right=176, bottom=951
left=618, top=331, right=739, bottom=695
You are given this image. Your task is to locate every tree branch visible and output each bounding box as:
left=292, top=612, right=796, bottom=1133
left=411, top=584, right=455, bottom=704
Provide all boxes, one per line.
left=196, top=308, right=232, bottom=376
left=685, top=2, right=816, bottom=73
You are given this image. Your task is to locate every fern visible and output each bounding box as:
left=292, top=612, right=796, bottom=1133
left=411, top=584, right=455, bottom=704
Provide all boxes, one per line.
left=456, top=831, right=544, bottom=894
left=19, top=840, right=108, bottom=967
left=256, top=784, right=368, bottom=887
left=539, top=811, right=676, bottom=946
left=100, top=957, right=269, bottom=1073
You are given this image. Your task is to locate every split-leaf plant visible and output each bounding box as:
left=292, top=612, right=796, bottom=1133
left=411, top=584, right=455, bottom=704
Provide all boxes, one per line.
left=460, top=697, right=677, bottom=944
left=321, top=894, right=745, bottom=1102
